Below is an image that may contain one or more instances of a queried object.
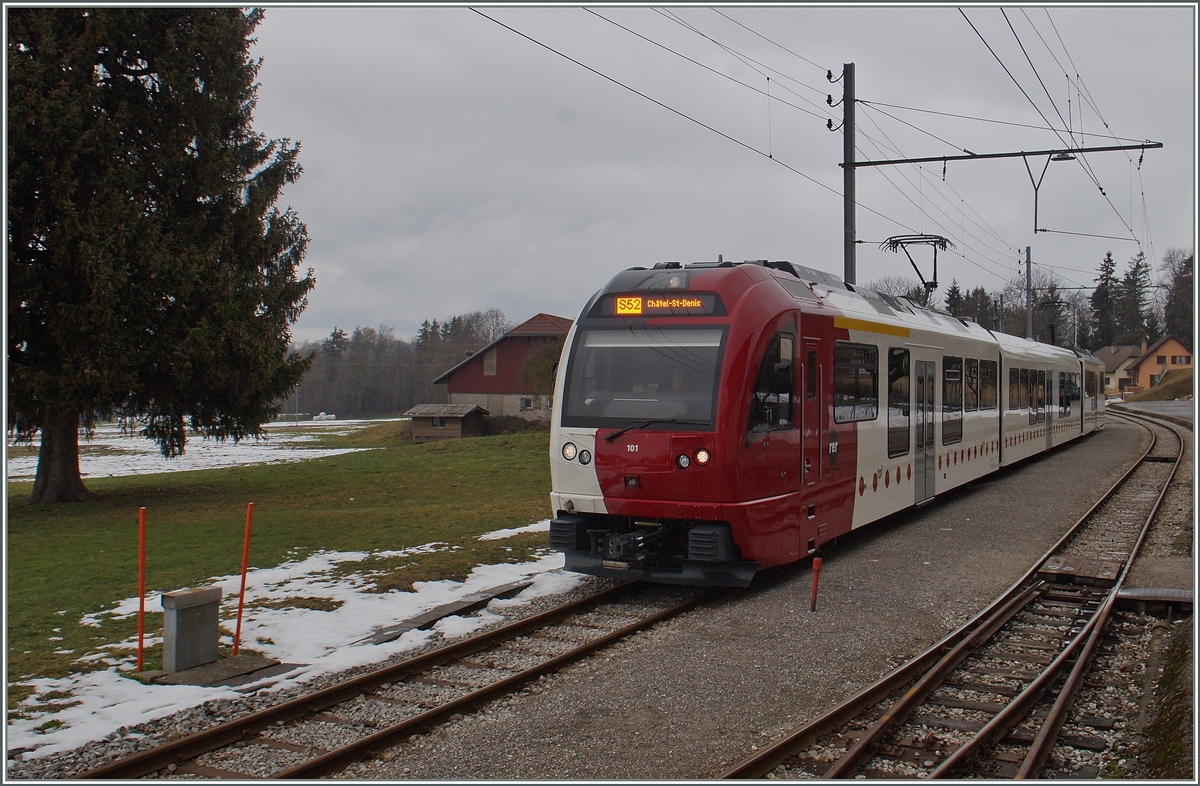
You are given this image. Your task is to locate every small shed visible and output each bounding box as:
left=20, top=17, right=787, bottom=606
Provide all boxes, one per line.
left=403, top=403, right=488, bottom=443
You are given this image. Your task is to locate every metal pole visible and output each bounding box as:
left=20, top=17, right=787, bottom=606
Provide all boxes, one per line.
left=843, top=62, right=856, bottom=285
left=1025, top=246, right=1033, bottom=339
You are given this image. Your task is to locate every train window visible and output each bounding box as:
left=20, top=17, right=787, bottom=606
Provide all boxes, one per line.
left=1036, top=370, right=1046, bottom=423
left=748, top=333, right=795, bottom=432
left=980, top=360, right=998, bottom=410
left=888, top=348, right=910, bottom=457
left=833, top=342, right=878, bottom=423
left=561, top=326, right=726, bottom=428
left=1009, top=368, right=1020, bottom=410
left=942, top=356, right=963, bottom=444
left=964, top=358, right=979, bottom=412
left=1019, top=368, right=1029, bottom=412
left=1059, top=372, right=1069, bottom=417
left=806, top=350, right=817, bottom=399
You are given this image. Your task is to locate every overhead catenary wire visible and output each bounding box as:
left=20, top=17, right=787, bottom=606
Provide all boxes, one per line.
left=854, top=110, right=1018, bottom=274
left=709, top=7, right=828, bottom=74
left=855, top=99, right=1147, bottom=143
left=853, top=101, right=1020, bottom=264
left=583, top=8, right=832, bottom=123
left=959, top=7, right=1142, bottom=249
left=469, top=7, right=914, bottom=236
left=854, top=126, right=1016, bottom=285
left=646, top=6, right=1021, bottom=284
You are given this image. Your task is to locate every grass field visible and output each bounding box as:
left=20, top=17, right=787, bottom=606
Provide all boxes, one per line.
left=1124, top=368, right=1194, bottom=402
left=6, top=422, right=552, bottom=710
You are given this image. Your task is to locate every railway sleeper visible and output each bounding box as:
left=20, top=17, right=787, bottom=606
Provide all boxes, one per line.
left=945, top=677, right=1022, bottom=697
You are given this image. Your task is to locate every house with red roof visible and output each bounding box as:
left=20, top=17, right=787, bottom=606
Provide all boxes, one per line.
left=432, top=313, right=573, bottom=420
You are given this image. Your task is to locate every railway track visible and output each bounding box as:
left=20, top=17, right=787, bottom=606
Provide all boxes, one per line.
left=73, top=581, right=709, bottom=779
left=722, top=412, right=1186, bottom=779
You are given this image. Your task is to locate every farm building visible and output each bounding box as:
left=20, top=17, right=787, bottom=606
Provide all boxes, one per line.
left=432, top=313, right=572, bottom=420
left=403, top=403, right=488, bottom=443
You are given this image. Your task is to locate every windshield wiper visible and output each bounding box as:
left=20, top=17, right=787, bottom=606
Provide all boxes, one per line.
left=603, top=418, right=708, bottom=442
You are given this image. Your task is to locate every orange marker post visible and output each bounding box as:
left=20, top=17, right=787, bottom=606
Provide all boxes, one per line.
left=232, top=503, right=254, bottom=657
left=810, top=557, right=823, bottom=612
left=136, top=507, right=146, bottom=672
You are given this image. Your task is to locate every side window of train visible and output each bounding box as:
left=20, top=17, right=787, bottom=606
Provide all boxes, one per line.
left=942, top=356, right=963, bottom=444
left=887, top=348, right=910, bottom=457
left=806, top=350, right=817, bottom=399
left=1023, top=368, right=1035, bottom=424
left=980, top=360, right=998, bottom=409
left=964, top=358, right=979, bottom=412
left=1059, top=371, right=1069, bottom=417
left=1036, top=370, right=1047, bottom=423
left=1009, top=368, right=1020, bottom=410
left=833, top=342, right=879, bottom=423
left=748, top=333, right=794, bottom=433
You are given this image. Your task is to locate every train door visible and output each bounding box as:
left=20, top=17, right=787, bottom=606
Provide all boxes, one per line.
left=914, top=360, right=936, bottom=503
left=802, top=342, right=821, bottom=486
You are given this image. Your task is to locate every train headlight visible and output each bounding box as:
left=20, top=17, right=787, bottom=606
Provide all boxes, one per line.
left=578, top=449, right=592, bottom=465
left=561, top=442, right=578, bottom=461
left=676, top=453, right=691, bottom=469
left=694, top=448, right=711, bottom=465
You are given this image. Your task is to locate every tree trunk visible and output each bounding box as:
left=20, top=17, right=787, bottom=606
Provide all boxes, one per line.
left=29, top=410, right=96, bottom=504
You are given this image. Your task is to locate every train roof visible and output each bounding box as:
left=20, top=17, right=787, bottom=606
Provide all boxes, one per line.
left=639, top=259, right=1088, bottom=363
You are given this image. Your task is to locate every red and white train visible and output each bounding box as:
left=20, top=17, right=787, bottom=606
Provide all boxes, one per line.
left=548, top=259, right=1105, bottom=587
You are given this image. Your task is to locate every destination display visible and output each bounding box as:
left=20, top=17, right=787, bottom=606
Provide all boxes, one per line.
left=598, top=292, right=723, bottom=317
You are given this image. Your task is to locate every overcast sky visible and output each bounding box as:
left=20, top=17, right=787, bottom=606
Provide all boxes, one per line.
left=247, top=4, right=1196, bottom=345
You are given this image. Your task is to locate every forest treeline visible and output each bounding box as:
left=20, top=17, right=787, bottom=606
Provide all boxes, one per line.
left=281, top=248, right=1192, bottom=420
left=869, top=247, right=1192, bottom=351
left=278, top=308, right=513, bottom=420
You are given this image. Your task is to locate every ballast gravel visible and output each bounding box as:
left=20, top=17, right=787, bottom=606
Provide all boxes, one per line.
left=348, top=421, right=1149, bottom=780
left=6, top=420, right=1160, bottom=780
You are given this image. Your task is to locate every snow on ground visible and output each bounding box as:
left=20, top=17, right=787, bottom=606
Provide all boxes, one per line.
left=477, top=519, right=551, bottom=541
left=4, top=419, right=398, bottom=481
left=9, top=531, right=579, bottom=759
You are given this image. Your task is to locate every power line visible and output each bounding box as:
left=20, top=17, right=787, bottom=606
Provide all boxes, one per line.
left=470, top=7, right=914, bottom=236
left=856, top=99, right=1146, bottom=143
left=855, top=108, right=1017, bottom=273
left=582, top=8, right=830, bottom=123
left=857, top=101, right=971, bottom=157
left=960, top=7, right=1143, bottom=246
left=1001, top=8, right=1074, bottom=149
left=652, top=8, right=831, bottom=102
left=709, top=8, right=827, bottom=74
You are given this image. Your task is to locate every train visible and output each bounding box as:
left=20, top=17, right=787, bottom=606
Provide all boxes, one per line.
left=547, top=258, right=1105, bottom=587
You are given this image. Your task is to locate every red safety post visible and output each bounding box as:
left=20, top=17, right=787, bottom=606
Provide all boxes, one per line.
left=810, top=557, right=823, bottom=612
left=233, top=503, right=254, bottom=657
left=136, top=507, right=146, bottom=672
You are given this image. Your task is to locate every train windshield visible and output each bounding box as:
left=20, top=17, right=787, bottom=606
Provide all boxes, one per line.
left=561, top=327, right=725, bottom=428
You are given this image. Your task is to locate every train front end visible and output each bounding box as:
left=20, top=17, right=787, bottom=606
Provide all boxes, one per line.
left=548, top=262, right=795, bottom=587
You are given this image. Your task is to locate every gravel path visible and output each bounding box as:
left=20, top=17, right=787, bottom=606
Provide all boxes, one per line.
left=345, top=421, right=1148, bottom=780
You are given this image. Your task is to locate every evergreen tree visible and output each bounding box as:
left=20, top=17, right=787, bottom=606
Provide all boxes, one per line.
left=943, top=279, right=965, bottom=316
left=1161, top=248, right=1194, bottom=351
left=7, top=9, right=313, bottom=502
left=1114, top=252, right=1152, bottom=346
left=1088, top=251, right=1118, bottom=348
left=321, top=327, right=349, bottom=353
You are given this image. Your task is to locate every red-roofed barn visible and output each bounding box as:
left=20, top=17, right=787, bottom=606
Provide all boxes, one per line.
left=432, top=313, right=573, bottom=420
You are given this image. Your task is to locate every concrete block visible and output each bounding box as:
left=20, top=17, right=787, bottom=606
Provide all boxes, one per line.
left=161, top=586, right=221, bottom=673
